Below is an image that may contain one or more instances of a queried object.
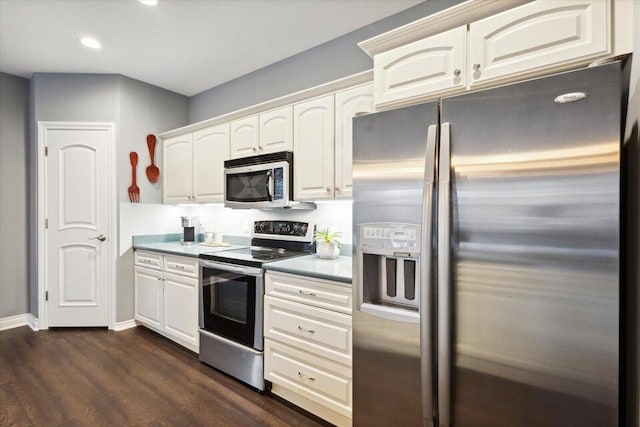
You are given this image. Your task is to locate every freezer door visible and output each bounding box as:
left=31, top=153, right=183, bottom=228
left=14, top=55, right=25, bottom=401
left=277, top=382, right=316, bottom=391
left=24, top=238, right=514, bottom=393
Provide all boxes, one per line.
left=353, top=102, right=439, bottom=426
left=439, top=63, right=621, bottom=426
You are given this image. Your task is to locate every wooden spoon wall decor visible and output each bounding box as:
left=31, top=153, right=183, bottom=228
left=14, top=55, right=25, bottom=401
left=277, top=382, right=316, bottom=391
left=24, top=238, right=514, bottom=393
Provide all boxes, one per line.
left=146, top=134, right=160, bottom=183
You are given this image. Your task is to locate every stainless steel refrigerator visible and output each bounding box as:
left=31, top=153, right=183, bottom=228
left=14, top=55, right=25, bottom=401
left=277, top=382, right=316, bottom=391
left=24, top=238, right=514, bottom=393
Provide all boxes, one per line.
left=352, top=62, right=623, bottom=427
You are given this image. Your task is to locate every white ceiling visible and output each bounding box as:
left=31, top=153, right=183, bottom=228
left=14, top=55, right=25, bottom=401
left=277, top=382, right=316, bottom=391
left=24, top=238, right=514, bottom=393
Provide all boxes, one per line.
left=0, top=0, right=421, bottom=96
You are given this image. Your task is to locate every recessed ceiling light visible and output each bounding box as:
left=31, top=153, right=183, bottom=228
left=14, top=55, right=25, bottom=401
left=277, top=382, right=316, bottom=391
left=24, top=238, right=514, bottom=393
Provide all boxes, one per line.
left=80, top=37, right=102, bottom=49
left=139, top=0, right=158, bottom=5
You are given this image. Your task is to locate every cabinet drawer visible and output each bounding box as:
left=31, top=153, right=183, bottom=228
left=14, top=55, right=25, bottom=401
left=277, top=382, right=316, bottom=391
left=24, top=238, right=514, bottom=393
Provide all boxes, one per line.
left=164, top=255, right=199, bottom=278
left=265, top=295, right=352, bottom=366
left=265, top=272, right=352, bottom=315
left=265, top=339, right=352, bottom=419
left=135, top=250, right=163, bottom=270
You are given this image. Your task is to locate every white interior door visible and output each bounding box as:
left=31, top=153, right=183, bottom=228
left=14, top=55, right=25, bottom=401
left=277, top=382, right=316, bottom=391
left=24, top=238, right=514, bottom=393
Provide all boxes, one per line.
left=45, top=124, right=112, bottom=327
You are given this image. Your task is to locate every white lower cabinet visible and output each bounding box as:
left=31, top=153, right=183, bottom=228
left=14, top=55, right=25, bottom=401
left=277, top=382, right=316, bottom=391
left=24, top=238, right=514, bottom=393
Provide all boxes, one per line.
left=134, top=251, right=199, bottom=353
left=264, top=271, right=352, bottom=427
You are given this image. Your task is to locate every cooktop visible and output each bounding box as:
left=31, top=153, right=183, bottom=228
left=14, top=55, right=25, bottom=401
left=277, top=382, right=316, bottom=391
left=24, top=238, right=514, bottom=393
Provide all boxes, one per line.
left=199, top=220, right=316, bottom=268
left=200, top=245, right=309, bottom=268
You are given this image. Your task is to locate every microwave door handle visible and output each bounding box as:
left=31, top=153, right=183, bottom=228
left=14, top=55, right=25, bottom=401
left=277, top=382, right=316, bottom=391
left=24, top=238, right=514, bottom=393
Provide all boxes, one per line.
left=266, top=170, right=273, bottom=201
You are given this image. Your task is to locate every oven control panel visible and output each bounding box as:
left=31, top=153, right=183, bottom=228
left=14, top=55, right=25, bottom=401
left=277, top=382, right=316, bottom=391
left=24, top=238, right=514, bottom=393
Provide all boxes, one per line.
left=253, top=220, right=311, bottom=237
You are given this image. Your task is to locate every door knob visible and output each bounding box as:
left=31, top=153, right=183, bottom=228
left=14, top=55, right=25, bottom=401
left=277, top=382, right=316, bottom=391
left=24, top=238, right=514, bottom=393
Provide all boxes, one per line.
left=89, top=234, right=107, bottom=242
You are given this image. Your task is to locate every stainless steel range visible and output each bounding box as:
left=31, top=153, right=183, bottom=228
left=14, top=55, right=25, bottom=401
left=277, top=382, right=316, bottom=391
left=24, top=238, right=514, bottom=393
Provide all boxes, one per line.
left=198, top=220, right=315, bottom=390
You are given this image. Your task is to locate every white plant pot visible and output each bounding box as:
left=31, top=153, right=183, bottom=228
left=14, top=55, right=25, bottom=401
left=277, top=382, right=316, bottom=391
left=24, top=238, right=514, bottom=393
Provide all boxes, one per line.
left=316, top=242, right=340, bottom=259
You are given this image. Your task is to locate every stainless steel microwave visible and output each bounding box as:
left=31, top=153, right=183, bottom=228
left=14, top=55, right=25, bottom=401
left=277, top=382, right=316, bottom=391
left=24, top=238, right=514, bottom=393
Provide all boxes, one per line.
left=224, top=151, right=293, bottom=209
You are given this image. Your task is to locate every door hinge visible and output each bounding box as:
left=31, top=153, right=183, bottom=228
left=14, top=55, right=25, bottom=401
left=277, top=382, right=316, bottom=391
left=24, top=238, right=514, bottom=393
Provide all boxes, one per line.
left=45, top=291, right=49, bottom=301
left=45, top=219, right=48, bottom=229
left=45, top=146, right=48, bottom=156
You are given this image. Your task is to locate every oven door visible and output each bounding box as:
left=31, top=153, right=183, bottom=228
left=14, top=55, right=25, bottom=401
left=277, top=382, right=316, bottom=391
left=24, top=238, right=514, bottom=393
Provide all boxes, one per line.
left=200, top=260, right=264, bottom=350
left=224, top=161, right=290, bottom=208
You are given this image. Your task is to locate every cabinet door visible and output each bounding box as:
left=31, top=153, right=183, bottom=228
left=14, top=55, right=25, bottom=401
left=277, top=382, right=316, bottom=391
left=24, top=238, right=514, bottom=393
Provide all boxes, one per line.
left=374, top=25, right=466, bottom=110
left=163, top=272, right=199, bottom=352
left=334, top=84, right=373, bottom=199
left=469, top=0, right=610, bottom=87
left=163, top=134, right=192, bottom=204
left=293, top=95, right=335, bottom=201
left=134, top=266, right=163, bottom=329
left=230, top=116, right=259, bottom=159
left=193, top=124, right=229, bottom=203
left=259, top=106, right=293, bottom=154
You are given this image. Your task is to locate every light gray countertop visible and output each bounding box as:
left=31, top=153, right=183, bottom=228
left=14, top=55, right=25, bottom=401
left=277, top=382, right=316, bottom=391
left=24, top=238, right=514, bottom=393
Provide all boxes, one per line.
left=263, top=255, right=352, bottom=284
left=134, top=237, right=352, bottom=283
left=133, top=241, right=244, bottom=258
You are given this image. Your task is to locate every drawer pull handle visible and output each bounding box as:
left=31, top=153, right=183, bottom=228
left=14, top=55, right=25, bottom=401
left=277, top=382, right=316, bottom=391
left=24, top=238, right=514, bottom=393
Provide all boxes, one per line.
left=298, top=372, right=315, bottom=381
left=298, top=326, right=315, bottom=333
left=298, top=290, right=316, bottom=297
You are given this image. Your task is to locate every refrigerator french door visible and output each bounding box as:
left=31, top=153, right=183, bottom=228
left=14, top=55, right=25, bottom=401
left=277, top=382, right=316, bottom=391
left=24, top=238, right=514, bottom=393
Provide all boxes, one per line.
left=353, top=62, right=621, bottom=427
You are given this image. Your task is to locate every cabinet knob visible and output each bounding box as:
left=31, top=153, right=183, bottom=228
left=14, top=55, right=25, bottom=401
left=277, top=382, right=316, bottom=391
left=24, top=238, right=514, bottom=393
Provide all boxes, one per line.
left=252, top=147, right=257, bottom=152
left=473, top=63, right=481, bottom=72
left=453, top=69, right=461, bottom=77
left=326, top=187, right=331, bottom=194
left=258, top=146, right=264, bottom=151
left=335, top=186, right=340, bottom=192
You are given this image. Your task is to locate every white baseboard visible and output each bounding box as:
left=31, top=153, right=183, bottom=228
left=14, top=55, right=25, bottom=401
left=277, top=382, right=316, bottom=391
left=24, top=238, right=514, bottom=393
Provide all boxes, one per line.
left=0, top=313, right=29, bottom=331
left=28, top=314, right=39, bottom=331
left=114, top=319, right=137, bottom=331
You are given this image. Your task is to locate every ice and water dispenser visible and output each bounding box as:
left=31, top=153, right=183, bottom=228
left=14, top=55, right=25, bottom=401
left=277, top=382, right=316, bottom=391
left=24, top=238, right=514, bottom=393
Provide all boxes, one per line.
left=356, top=223, right=421, bottom=323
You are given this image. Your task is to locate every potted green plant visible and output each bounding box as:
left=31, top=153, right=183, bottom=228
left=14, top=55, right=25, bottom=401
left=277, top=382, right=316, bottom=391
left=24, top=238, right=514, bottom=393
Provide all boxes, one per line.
left=313, top=228, right=342, bottom=259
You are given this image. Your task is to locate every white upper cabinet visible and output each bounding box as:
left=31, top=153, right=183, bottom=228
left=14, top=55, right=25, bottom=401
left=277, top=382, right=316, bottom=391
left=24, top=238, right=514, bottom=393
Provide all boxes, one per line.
left=469, top=0, right=610, bottom=87
left=334, top=84, right=374, bottom=199
left=293, top=95, right=335, bottom=201
left=192, top=123, right=229, bottom=203
left=259, top=106, right=293, bottom=154
left=374, top=26, right=466, bottom=109
left=230, top=116, right=259, bottom=158
left=163, top=134, right=192, bottom=204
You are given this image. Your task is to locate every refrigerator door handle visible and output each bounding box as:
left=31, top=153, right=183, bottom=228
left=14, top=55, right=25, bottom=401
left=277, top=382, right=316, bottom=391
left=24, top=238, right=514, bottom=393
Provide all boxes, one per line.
left=420, top=124, right=438, bottom=427
left=437, top=122, right=452, bottom=427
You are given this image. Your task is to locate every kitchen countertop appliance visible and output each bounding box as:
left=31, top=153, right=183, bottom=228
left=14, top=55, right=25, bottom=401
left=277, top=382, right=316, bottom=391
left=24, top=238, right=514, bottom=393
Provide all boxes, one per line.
left=352, top=62, right=626, bottom=426
left=198, top=220, right=315, bottom=390
left=180, top=216, right=199, bottom=246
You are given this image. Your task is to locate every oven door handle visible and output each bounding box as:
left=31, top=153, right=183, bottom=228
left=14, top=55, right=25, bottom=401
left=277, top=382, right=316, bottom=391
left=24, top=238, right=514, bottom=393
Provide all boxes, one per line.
left=200, top=260, right=263, bottom=277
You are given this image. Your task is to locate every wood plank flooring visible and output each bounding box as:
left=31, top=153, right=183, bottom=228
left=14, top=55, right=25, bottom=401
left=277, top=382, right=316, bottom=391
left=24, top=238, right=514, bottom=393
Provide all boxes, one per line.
left=0, top=326, right=324, bottom=427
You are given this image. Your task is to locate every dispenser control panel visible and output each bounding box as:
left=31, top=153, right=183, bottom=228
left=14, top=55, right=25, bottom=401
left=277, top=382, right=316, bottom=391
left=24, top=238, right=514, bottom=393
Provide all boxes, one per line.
left=363, top=227, right=417, bottom=241
left=358, top=223, right=420, bottom=253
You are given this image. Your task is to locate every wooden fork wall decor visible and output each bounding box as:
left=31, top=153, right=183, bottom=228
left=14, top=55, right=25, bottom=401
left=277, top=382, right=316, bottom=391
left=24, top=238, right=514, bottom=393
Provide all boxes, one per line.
left=128, top=151, right=140, bottom=203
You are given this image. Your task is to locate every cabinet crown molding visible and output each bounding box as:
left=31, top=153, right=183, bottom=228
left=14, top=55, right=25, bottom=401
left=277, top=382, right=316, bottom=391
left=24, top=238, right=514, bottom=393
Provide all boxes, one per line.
left=358, top=0, right=530, bottom=58
left=159, top=70, right=372, bottom=139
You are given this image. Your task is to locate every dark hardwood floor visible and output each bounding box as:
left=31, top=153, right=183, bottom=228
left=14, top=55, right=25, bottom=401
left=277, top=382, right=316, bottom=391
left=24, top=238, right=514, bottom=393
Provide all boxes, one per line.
left=0, top=326, right=323, bottom=427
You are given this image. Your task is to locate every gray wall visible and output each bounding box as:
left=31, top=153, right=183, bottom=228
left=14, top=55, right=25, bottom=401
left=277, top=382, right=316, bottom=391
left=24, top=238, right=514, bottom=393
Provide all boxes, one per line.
left=116, top=76, right=189, bottom=321
left=189, top=0, right=464, bottom=123
left=0, top=72, right=30, bottom=318
left=29, top=74, right=189, bottom=321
